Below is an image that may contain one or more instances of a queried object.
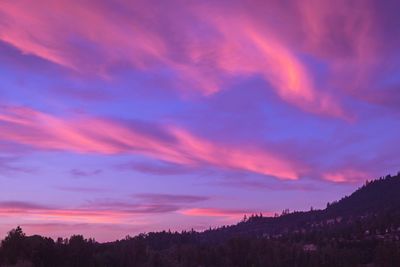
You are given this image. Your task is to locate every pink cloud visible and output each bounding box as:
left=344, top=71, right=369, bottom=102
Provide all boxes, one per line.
left=0, top=198, right=268, bottom=241
left=295, top=0, right=396, bottom=107
left=0, top=0, right=167, bottom=73
left=180, top=208, right=274, bottom=219
left=0, top=198, right=185, bottom=224
left=191, top=10, right=346, bottom=117
left=323, top=169, right=369, bottom=183
left=0, top=201, right=126, bottom=224
left=299, top=0, right=376, bottom=61
left=170, top=127, right=300, bottom=179
left=0, top=1, right=350, bottom=117
left=0, top=106, right=301, bottom=179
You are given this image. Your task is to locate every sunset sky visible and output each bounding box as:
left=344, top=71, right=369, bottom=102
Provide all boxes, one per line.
left=1, top=0, right=400, bottom=241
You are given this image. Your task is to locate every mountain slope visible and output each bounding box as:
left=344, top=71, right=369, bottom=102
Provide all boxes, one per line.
left=202, top=172, right=400, bottom=240
left=326, top=173, right=400, bottom=216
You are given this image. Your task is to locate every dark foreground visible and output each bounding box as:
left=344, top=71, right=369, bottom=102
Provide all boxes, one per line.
left=2, top=173, right=400, bottom=267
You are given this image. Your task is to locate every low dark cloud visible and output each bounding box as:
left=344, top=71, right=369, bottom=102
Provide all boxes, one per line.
left=134, top=193, right=210, bottom=204
left=70, top=169, right=102, bottom=177
left=0, top=201, right=50, bottom=210
left=119, top=161, right=194, bottom=176
left=56, top=186, right=106, bottom=193
left=0, top=156, right=35, bottom=175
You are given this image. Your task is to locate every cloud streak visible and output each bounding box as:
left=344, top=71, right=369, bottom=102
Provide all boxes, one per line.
left=134, top=193, right=209, bottom=204
left=0, top=0, right=356, bottom=117
left=0, top=198, right=189, bottom=224
left=70, top=169, right=102, bottom=177
left=0, top=106, right=300, bottom=179
left=180, top=208, right=274, bottom=219
left=0, top=194, right=227, bottom=225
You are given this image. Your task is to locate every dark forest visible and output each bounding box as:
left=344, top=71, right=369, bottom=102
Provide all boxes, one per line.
left=2, top=173, right=400, bottom=267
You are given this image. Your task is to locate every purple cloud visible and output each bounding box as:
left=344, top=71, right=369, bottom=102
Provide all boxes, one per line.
left=134, top=193, right=210, bottom=204
left=70, top=169, right=102, bottom=177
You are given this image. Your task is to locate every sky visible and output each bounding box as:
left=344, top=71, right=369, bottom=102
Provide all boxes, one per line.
left=0, top=0, right=400, bottom=242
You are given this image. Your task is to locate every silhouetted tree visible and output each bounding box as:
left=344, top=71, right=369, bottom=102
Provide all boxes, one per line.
left=1, top=226, right=27, bottom=264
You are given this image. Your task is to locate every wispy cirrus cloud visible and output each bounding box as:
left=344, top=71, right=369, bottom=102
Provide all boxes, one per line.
left=323, top=169, right=368, bottom=183
left=0, top=201, right=127, bottom=224
left=2, top=0, right=399, bottom=116
left=0, top=193, right=210, bottom=224
left=191, top=7, right=347, bottom=117
left=180, top=208, right=274, bottom=219
left=320, top=146, right=400, bottom=184
left=0, top=198, right=186, bottom=224
left=0, top=198, right=266, bottom=241
left=0, top=0, right=167, bottom=73
left=0, top=0, right=366, bottom=117
left=0, top=106, right=301, bottom=179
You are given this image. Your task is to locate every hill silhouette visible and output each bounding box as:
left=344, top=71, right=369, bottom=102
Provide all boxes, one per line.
left=198, top=173, right=400, bottom=241
left=326, top=174, right=400, bottom=215
left=2, top=173, right=400, bottom=266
